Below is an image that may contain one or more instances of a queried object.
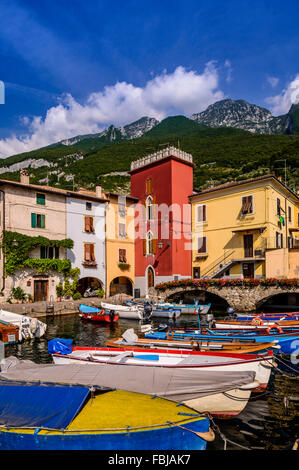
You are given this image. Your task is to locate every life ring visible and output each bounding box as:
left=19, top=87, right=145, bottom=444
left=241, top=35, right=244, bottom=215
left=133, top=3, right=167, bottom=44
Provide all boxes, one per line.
left=166, top=332, right=174, bottom=340
left=251, top=317, right=264, bottom=326
left=266, top=325, right=283, bottom=334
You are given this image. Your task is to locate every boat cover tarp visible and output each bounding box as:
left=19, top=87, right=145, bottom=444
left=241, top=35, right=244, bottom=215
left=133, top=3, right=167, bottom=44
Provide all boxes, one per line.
left=0, top=356, right=256, bottom=403
left=48, top=338, right=73, bottom=355
left=79, top=304, right=102, bottom=314
left=0, top=382, right=90, bottom=429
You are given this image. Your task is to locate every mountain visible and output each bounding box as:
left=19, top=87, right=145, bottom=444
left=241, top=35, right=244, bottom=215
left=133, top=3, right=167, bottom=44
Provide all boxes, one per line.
left=0, top=110, right=298, bottom=196
left=191, top=99, right=295, bottom=134
left=57, top=116, right=159, bottom=152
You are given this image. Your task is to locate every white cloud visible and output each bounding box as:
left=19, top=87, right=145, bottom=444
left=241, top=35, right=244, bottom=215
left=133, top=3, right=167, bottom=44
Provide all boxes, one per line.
left=0, top=63, right=224, bottom=158
left=265, top=74, right=299, bottom=115
left=267, top=76, right=279, bottom=88
left=224, top=60, right=233, bottom=83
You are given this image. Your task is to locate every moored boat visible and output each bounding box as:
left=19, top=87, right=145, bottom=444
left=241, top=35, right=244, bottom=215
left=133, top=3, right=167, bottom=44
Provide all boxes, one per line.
left=153, top=302, right=211, bottom=314
left=0, top=309, right=47, bottom=341
left=215, top=319, right=299, bottom=330
left=1, top=354, right=261, bottom=419
left=0, top=380, right=212, bottom=450
left=236, top=312, right=299, bottom=321
left=101, top=302, right=144, bottom=320
left=151, top=308, right=181, bottom=319
left=79, top=304, right=119, bottom=323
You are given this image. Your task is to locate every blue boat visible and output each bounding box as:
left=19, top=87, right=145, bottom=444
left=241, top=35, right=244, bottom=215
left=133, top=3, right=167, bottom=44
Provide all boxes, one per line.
left=144, top=329, right=299, bottom=355
left=0, top=382, right=211, bottom=450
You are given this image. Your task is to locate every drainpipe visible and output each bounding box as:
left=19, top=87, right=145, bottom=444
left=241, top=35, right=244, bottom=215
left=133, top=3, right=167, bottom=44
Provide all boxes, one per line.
left=0, top=189, right=5, bottom=293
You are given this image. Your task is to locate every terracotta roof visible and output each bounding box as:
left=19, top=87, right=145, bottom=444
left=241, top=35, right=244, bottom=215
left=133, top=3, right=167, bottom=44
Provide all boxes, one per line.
left=189, top=174, right=299, bottom=200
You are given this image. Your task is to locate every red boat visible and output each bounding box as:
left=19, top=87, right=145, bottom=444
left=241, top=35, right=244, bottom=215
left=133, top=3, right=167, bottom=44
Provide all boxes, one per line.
left=78, top=304, right=119, bottom=323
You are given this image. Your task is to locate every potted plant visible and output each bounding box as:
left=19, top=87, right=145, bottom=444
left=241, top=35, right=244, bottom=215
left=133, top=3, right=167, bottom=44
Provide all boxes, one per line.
left=11, top=287, right=26, bottom=303
left=56, top=282, right=63, bottom=301
left=27, top=294, right=33, bottom=303
left=118, top=262, right=130, bottom=271
left=96, top=288, right=105, bottom=298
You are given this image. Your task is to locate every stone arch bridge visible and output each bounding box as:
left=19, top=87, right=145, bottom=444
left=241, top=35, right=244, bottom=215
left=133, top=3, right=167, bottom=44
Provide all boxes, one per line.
left=149, top=283, right=299, bottom=312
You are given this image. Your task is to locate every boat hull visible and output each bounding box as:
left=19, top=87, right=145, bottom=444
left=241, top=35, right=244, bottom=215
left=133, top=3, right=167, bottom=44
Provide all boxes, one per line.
left=0, top=419, right=209, bottom=450
left=151, top=309, right=181, bottom=319
left=79, top=313, right=119, bottom=323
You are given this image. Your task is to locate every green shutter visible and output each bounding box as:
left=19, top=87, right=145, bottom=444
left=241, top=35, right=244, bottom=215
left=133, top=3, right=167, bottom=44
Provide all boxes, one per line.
left=55, top=247, right=59, bottom=259
left=40, top=214, right=45, bottom=229
left=31, top=213, right=37, bottom=228
left=40, top=246, right=46, bottom=259
left=36, top=193, right=45, bottom=205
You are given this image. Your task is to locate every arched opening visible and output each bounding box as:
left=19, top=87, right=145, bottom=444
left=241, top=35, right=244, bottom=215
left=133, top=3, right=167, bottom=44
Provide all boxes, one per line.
left=109, top=276, right=133, bottom=296
left=256, top=293, right=299, bottom=313
left=147, top=266, right=155, bottom=290
left=146, top=196, right=153, bottom=221
left=165, top=289, right=229, bottom=313
left=78, top=277, right=103, bottom=296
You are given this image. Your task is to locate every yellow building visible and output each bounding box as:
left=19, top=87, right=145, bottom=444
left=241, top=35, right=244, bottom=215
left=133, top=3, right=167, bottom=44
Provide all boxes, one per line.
left=190, top=175, right=299, bottom=280
left=104, top=192, right=138, bottom=296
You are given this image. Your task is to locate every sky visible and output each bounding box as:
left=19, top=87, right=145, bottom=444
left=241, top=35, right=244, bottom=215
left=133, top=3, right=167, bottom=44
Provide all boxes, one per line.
left=0, top=0, right=298, bottom=157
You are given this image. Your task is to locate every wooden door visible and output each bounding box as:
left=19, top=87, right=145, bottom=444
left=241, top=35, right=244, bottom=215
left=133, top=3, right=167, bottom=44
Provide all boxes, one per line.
left=147, top=267, right=154, bottom=289
left=244, top=234, right=253, bottom=258
left=34, top=280, right=48, bottom=302
left=243, top=263, right=254, bottom=279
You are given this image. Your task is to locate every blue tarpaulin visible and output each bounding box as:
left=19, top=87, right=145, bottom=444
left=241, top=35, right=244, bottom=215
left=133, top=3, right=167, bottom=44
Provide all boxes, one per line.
left=0, top=384, right=90, bottom=429
left=48, top=338, right=73, bottom=355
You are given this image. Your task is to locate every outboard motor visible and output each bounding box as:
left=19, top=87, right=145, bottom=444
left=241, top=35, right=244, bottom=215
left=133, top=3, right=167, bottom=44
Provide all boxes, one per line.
left=109, top=309, right=115, bottom=323
left=206, top=312, right=215, bottom=328
left=226, top=307, right=237, bottom=320
left=143, top=302, right=153, bottom=322
left=157, top=323, right=168, bottom=332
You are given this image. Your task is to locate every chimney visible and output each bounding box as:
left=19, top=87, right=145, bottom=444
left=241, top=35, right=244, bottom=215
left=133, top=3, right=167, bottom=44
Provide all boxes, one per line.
left=96, top=185, right=102, bottom=198
left=20, top=169, right=30, bottom=184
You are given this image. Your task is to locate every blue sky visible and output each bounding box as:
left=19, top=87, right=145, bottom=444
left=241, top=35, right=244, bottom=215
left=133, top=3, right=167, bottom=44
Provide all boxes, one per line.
left=0, top=0, right=298, bottom=156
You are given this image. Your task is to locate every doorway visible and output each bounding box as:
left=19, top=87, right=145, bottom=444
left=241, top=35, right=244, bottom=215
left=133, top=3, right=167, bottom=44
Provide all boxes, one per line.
left=244, top=234, right=253, bottom=258
left=242, top=263, right=254, bottom=279
left=147, top=267, right=155, bottom=290
left=34, top=280, right=48, bottom=302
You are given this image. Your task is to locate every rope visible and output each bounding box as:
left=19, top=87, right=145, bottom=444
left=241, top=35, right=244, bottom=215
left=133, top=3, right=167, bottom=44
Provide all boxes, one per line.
left=203, top=412, right=252, bottom=451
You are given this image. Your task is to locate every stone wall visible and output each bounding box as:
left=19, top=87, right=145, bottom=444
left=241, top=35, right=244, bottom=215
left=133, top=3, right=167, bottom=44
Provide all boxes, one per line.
left=149, top=285, right=299, bottom=312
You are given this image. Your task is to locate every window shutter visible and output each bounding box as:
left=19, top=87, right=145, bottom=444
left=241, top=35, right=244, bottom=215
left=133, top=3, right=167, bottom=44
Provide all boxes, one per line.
left=198, top=236, right=207, bottom=253
left=31, top=213, right=37, bottom=228
left=40, top=214, right=45, bottom=228
left=84, top=216, right=90, bottom=232
left=90, top=217, right=94, bottom=232
left=36, top=193, right=45, bottom=205
left=152, top=237, right=156, bottom=254
left=55, top=247, right=59, bottom=259
left=40, top=246, right=46, bottom=259
left=90, top=244, right=95, bottom=261
left=84, top=244, right=90, bottom=261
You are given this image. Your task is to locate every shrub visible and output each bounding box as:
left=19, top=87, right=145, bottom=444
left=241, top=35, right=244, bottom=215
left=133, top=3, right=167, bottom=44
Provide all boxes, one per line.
left=72, top=292, right=82, bottom=300
left=96, top=288, right=105, bottom=298
left=11, top=287, right=26, bottom=301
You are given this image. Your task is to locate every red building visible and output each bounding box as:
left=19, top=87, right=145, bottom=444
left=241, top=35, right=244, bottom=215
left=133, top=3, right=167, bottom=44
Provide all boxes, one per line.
left=130, top=146, right=194, bottom=297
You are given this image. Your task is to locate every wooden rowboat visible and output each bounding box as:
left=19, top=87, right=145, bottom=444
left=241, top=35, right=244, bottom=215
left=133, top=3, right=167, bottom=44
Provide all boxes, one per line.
left=105, top=336, right=278, bottom=355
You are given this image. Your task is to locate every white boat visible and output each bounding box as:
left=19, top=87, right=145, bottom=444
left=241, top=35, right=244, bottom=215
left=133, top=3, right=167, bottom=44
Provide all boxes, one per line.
left=101, top=302, right=144, bottom=320
left=153, top=302, right=211, bottom=314
left=0, top=309, right=47, bottom=341
left=151, top=308, right=181, bottom=319
left=50, top=344, right=273, bottom=391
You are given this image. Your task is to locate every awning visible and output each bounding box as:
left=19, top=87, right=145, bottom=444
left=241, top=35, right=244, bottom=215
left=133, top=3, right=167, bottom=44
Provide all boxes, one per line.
left=0, top=383, right=91, bottom=429
left=232, top=226, right=266, bottom=233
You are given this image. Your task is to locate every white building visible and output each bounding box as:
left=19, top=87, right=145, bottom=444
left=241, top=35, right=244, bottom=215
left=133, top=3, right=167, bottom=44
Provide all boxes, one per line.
left=66, top=187, right=108, bottom=295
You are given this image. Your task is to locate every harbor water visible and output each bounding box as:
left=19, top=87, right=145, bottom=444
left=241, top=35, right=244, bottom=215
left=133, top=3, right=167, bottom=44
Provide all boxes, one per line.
left=4, top=312, right=299, bottom=451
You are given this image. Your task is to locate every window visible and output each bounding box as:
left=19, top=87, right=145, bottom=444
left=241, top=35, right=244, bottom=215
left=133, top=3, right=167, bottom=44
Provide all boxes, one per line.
left=146, top=196, right=153, bottom=221
left=276, top=232, right=283, bottom=249
left=193, top=267, right=201, bottom=278
left=40, top=246, right=59, bottom=259
left=119, top=249, right=127, bottom=263
left=31, top=213, right=45, bottom=229
left=146, top=178, right=152, bottom=195
left=86, top=202, right=92, bottom=211
left=197, top=236, right=207, bottom=254
left=36, top=193, right=45, bottom=205
left=197, top=204, right=206, bottom=222
left=277, top=198, right=281, bottom=216
left=84, top=216, right=94, bottom=232
left=241, top=195, right=253, bottom=215
left=84, top=243, right=96, bottom=263
left=118, top=202, right=126, bottom=217
left=118, top=223, right=126, bottom=238
left=288, top=206, right=292, bottom=223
